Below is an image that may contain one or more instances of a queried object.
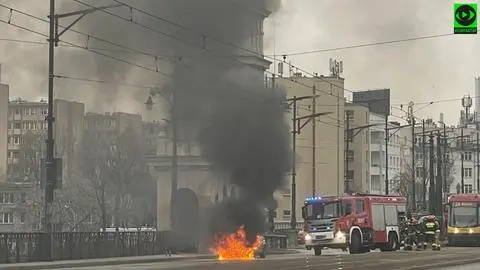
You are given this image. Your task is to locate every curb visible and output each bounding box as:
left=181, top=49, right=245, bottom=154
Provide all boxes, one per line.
left=0, top=254, right=216, bottom=270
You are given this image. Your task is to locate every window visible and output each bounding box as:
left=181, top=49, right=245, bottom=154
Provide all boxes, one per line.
left=280, top=188, right=291, bottom=197
left=342, top=200, right=353, bottom=215
left=345, top=110, right=354, bottom=121
left=0, top=193, right=14, bottom=204
left=355, top=200, right=365, bottom=214
left=20, top=214, right=25, bottom=224
left=14, top=122, right=21, bottom=129
left=20, top=193, right=26, bottom=203
left=346, top=150, right=354, bottom=161
left=13, top=136, right=20, bottom=145
left=462, top=152, right=473, bottom=161
left=282, top=210, right=291, bottom=218
left=345, top=130, right=354, bottom=142
left=464, top=168, right=473, bottom=178
left=465, top=184, right=473, bottom=194
left=0, top=212, right=13, bottom=224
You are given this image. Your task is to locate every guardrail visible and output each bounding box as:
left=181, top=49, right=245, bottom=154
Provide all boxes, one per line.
left=0, top=231, right=291, bottom=264
left=0, top=232, right=172, bottom=264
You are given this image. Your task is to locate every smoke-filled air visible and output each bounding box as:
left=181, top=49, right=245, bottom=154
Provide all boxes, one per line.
left=56, top=0, right=291, bottom=241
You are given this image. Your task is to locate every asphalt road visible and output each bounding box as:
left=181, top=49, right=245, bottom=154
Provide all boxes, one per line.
left=42, top=247, right=480, bottom=270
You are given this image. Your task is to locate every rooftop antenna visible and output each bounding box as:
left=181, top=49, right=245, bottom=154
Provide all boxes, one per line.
left=462, top=95, right=473, bottom=127
left=329, top=58, right=343, bottom=77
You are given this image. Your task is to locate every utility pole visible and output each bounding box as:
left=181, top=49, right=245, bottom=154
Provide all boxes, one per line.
left=287, top=95, right=331, bottom=229
left=461, top=128, right=465, bottom=193
left=385, top=115, right=389, bottom=195
left=408, top=102, right=416, bottom=212
left=46, top=0, right=123, bottom=260
left=422, top=119, right=426, bottom=210
left=336, top=94, right=340, bottom=195
left=443, top=123, right=447, bottom=201
left=428, top=132, right=435, bottom=214
left=291, top=97, right=297, bottom=230
left=44, top=2, right=55, bottom=260
left=477, top=131, right=479, bottom=193
left=345, top=110, right=351, bottom=194
left=312, top=86, right=316, bottom=196
left=436, top=132, right=443, bottom=216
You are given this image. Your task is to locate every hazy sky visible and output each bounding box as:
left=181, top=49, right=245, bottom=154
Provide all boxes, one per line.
left=264, top=0, right=479, bottom=126
left=0, top=0, right=479, bottom=125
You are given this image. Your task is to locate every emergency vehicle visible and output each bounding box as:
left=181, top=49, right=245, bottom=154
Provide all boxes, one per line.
left=301, top=194, right=406, bottom=255
left=446, top=194, right=480, bottom=246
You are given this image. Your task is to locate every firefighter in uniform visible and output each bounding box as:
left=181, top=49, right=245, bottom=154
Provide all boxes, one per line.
left=419, top=215, right=441, bottom=250
left=403, top=213, right=420, bottom=251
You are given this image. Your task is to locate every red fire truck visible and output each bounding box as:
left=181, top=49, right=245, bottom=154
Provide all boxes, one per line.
left=300, top=194, right=407, bottom=256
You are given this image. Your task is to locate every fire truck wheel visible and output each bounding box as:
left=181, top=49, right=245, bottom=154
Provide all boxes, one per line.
left=349, top=231, right=361, bottom=254
left=314, top=246, right=322, bottom=256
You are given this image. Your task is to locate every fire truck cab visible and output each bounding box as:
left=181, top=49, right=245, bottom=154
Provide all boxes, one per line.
left=301, top=194, right=406, bottom=255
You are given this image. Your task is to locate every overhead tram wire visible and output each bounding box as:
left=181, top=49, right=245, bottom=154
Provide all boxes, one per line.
left=0, top=4, right=281, bottom=103
left=74, top=0, right=356, bottom=98
left=6, top=2, right=464, bottom=110
left=274, top=33, right=456, bottom=57
left=53, top=74, right=161, bottom=89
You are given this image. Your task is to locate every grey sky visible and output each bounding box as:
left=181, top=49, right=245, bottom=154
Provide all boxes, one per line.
left=265, top=0, right=479, bottom=126
left=0, top=0, right=479, bottom=125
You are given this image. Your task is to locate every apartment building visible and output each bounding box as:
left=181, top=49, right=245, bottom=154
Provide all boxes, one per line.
left=7, top=98, right=84, bottom=185
left=0, top=84, right=8, bottom=182
left=84, top=112, right=142, bottom=137
left=345, top=103, right=370, bottom=193
left=0, top=181, right=38, bottom=232
left=449, top=126, right=479, bottom=194
left=369, top=113, right=403, bottom=194
left=274, top=74, right=345, bottom=222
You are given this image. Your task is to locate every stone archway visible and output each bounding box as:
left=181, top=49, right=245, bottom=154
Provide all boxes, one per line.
left=172, top=188, right=199, bottom=252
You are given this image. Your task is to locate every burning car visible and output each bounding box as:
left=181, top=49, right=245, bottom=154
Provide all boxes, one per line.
left=211, top=226, right=266, bottom=260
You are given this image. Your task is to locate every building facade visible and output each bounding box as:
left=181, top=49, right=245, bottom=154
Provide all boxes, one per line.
left=0, top=84, right=8, bottom=182
left=369, top=113, right=403, bottom=194
left=0, top=182, right=37, bottom=232
left=345, top=103, right=370, bottom=193
left=7, top=98, right=84, bottom=185
left=274, top=75, right=345, bottom=222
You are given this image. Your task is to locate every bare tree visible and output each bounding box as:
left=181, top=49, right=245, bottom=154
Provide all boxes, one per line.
left=391, top=147, right=457, bottom=209
left=77, top=126, right=155, bottom=229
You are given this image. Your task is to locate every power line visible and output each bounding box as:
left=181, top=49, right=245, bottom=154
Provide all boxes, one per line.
left=275, top=33, right=456, bottom=57
left=75, top=0, right=356, bottom=97
left=54, top=74, right=160, bottom=89
left=0, top=4, right=280, bottom=103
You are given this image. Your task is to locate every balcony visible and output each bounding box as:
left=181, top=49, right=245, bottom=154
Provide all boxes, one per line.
left=370, top=165, right=383, bottom=176
left=370, top=143, right=382, bottom=152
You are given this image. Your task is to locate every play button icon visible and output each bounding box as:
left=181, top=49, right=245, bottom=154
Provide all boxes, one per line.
left=455, top=5, right=477, bottom=26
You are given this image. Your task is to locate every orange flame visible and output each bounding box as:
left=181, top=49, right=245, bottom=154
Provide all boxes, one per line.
left=210, top=226, right=263, bottom=261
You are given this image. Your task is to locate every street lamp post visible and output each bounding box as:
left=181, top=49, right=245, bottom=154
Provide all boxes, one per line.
left=286, top=95, right=332, bottom=230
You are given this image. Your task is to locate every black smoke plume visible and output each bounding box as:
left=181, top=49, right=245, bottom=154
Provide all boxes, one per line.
left=63, top=0, right=288, bottom=240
